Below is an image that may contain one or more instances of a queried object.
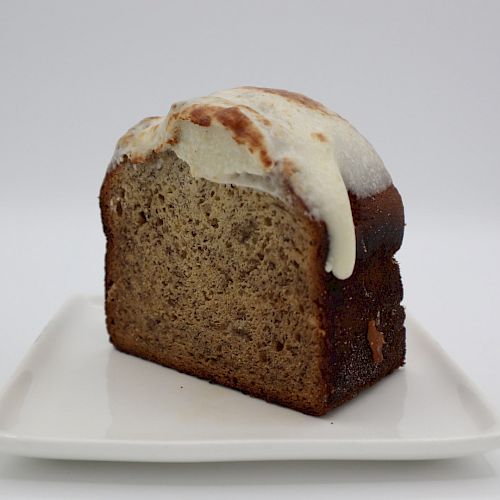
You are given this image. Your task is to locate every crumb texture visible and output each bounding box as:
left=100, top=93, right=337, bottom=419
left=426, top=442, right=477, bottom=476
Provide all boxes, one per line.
left=101, top=151, right=329, bottom=414
left=100, top=150, right=405, bottom=415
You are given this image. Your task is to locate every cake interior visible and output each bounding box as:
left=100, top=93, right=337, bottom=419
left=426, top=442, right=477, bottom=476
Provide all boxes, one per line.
left=102, top=150, right=330, bottom=414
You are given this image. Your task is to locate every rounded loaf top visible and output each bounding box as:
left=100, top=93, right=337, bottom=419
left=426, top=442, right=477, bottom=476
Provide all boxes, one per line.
left=110, top=87, right=393, bottom=280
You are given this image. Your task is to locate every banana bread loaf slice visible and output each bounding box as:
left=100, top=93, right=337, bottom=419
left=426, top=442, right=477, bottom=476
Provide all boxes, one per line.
left=100, top=87, right=405, bottom=416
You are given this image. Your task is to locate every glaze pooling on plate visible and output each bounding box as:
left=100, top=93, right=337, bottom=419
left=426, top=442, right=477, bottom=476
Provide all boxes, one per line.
left=110, top=87, right=392, bottom=279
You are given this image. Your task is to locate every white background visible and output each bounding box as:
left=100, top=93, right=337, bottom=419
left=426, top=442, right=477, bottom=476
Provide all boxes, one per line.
left=1, top=0, right=499, bottom=498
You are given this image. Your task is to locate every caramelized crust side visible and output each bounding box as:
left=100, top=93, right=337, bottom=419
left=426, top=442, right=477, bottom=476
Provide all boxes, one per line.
left=318, top=186, right=405, bottom=412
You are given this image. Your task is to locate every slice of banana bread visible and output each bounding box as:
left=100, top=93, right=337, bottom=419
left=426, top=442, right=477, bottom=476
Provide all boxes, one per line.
left=100, top=87, right=405, bottom=416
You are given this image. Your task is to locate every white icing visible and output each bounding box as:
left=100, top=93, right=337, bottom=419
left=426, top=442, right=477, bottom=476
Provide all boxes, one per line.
left=110, top=87, right=392, bottom=279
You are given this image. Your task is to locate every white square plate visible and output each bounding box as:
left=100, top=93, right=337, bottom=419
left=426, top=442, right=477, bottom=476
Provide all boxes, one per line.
left=0, top=295, right=499, bottom=462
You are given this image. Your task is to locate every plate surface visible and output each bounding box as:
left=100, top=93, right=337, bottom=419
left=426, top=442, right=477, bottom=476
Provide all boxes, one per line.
left=0, top=295, right=499, bottom=462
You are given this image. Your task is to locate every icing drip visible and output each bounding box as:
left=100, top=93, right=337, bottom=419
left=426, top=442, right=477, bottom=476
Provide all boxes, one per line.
left=110, top=87, right=392, bottom=279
